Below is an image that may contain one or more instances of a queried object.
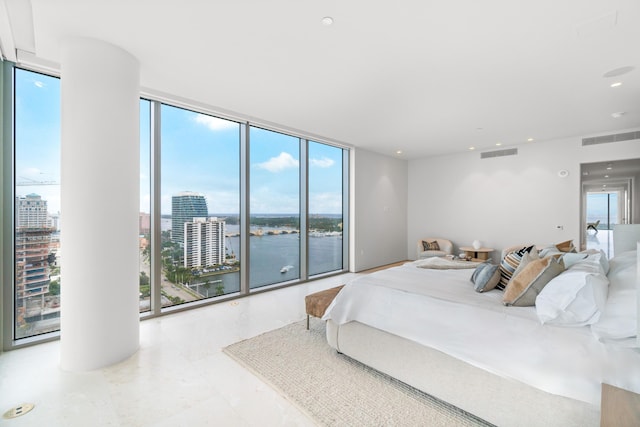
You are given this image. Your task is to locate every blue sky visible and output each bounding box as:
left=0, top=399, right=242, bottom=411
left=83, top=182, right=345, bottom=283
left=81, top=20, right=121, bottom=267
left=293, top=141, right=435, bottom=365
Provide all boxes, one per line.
left=15, top=69, right=62, bottom=212
left=16, top=69, right=343, bottom=217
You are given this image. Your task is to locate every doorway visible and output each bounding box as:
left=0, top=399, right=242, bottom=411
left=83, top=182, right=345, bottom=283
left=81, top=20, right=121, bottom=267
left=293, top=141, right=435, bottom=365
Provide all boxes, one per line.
left=580, top=159, right=639, bottom=257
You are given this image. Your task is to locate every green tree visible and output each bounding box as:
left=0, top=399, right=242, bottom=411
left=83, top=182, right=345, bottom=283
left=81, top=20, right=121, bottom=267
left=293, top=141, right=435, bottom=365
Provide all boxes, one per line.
left=215, top=283, right=225, bottom=296
left=139, top=271, right=150, bottom=286
left=49, top=279, right=60, bottom=296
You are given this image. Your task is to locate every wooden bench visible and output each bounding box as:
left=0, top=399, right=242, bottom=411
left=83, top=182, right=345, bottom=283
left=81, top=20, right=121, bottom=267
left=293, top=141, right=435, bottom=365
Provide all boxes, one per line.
left=304, top=285, right=344, bottom=330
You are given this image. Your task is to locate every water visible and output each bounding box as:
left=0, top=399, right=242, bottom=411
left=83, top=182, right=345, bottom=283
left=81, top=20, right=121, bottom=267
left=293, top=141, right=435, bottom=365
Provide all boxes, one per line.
left=188, top=232, right=343, bottom=297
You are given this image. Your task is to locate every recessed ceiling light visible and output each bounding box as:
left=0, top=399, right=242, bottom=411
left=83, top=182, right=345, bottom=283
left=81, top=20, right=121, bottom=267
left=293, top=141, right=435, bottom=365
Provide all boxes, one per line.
left=603, top=66, right=635, bottom=78
left=468, top=146, right=475, bottom=151
left=604, top=175, right=609, bottom=178
left=527, top=138, right=534, bottom=142
left=606, top=164, right=612, bottom=170
left=496, top=142, right=502, bottom=146
left=610, top=82, right=622, bottom=88
left=395, top=150, right=403, bottom=155
left=611, top=111, right=626, bottom=118
left=321, top=16, right=334, bottom=26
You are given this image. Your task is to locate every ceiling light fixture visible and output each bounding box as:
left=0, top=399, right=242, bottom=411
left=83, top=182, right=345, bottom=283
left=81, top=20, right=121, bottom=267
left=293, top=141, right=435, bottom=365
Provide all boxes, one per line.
left=606, top=164, right=612, bottom=170
left=611, top=111, right=626, bottom=118
left=496, top=142, right=502, bottom=146
left=610, top=82, right=622, bottom=88
left=396, top=150, right=403, bottom=155
left=468, top=146, right=475, bottom=151
left=321, top=16, right=334, bottom=26
left=604, top=175, right=609, bottom=178
left=527, top=138, right=534, bottom=142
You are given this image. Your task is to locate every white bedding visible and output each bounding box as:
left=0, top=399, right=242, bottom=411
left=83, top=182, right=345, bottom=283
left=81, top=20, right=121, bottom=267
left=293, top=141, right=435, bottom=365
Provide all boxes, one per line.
left=323, top=258, right=640, bottom=406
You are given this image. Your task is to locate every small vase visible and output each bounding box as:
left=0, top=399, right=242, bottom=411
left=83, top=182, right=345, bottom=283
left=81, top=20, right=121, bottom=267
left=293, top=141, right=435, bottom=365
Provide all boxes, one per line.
left=472, top=240, right=482, bottom=250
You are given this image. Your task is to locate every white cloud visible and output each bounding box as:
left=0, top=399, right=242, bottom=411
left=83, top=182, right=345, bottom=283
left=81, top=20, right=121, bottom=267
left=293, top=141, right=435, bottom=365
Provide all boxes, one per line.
left=194, top=114, right=238, bottom=131
left=34, top=81, right=44, bottom=88
left=250, top=186, right=298, bottom=213
left=309, top=192, right=342, bottom=214
left=310, top=157, right=335, bottom=168
left=255, top=152, right=299, bottom=173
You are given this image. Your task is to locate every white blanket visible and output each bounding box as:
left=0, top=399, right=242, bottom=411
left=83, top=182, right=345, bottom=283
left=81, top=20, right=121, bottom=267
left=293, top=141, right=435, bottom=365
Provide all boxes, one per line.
left=323, top=261, right=640, bottom=405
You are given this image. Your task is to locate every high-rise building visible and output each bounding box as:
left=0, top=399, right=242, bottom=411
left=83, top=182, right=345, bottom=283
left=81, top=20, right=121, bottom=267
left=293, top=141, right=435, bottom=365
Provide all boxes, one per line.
left=16, top=193, right=49, bottom=228
left=184, top=217, right=226, bottom=268
left=15, top=194, right=54, bottom=330
left=171, top=192, right=208, bottom=246
left=139, top=212, right=151, bottom=234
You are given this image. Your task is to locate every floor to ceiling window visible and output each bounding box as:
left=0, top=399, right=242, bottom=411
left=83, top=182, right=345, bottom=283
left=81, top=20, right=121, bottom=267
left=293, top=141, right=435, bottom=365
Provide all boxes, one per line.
left=139, top=99, right=152, bottom=312
left=308, top=141, right=344, bottom=276
left=160, top=104, right=241, bottom=307
left=13, top=68, right=61, bottom=339
left=586, top=192, right=620, bottom=232
left=248, top=127, right=301, bottom=288
left=4, top=64, right=348, bottom=348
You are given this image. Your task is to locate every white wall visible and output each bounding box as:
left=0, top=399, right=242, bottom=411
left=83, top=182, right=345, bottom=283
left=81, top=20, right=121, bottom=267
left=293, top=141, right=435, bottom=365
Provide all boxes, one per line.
left=351, top=149, right=408, bottom=272
left=407, top=133, right=640, bottom=261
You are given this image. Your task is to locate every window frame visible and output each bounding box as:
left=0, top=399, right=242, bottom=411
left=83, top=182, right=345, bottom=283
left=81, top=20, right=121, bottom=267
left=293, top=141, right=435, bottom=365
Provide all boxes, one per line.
left=1, top=62, right=350, bottom=350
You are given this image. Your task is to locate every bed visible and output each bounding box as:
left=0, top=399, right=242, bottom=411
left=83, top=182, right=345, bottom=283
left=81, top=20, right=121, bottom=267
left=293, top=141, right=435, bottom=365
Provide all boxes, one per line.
left=323, top=248, right=640, bottom=427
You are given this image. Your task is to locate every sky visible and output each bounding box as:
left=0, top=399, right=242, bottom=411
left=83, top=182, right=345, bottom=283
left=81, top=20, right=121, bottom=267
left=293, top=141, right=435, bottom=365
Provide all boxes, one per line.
left=15, top=68, right=343, bottom=218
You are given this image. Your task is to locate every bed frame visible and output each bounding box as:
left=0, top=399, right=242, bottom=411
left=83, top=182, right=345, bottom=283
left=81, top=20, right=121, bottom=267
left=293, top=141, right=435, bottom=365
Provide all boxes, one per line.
left=326, top=319, right=600, bottom=427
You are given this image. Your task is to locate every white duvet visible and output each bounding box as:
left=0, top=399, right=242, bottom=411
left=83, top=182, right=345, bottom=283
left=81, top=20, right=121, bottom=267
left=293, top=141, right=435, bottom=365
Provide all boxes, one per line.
left=323, top=260, right=640, bottom=406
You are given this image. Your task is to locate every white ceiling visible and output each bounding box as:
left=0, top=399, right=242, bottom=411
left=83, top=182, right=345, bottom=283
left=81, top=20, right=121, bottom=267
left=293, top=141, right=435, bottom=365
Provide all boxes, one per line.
left=2, top=0, right=640, bottom=159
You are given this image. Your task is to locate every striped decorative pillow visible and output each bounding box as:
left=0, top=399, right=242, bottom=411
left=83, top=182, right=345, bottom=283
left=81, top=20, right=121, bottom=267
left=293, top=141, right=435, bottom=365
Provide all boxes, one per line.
left=497, top=246, right=534, bottom=290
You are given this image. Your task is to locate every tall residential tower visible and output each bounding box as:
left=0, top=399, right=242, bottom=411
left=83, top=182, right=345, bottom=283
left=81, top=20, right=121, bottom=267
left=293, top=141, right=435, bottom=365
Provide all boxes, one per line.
left=14, top=194, right=54, bottom=331
left=183, top=217, right=226, bottom=268
left=171, top=192, right=208, bottom=246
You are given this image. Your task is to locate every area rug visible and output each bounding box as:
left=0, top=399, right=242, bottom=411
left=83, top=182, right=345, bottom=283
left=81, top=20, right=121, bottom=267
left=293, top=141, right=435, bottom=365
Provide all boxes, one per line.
left=223, top=320, right=494, bottom=427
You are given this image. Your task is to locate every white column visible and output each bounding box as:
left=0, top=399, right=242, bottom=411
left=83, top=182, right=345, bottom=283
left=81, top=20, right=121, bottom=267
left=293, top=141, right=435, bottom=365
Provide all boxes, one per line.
left=60, top=38, right=140, bottom=371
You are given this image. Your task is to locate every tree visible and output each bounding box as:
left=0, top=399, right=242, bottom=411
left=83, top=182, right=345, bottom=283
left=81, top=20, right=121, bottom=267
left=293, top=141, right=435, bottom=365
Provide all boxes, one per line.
left=48, top=279, right=60, bottom=296
left=215, top=283, right=225, bottom=296
left=139, top=271, right=150, bottom=286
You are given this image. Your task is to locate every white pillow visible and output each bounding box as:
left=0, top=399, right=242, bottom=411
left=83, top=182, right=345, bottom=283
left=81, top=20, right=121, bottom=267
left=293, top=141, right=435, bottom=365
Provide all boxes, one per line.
left=590, top=252, right=637, bottom=342
left=560, top=253, right=588, bottom=268
left=535, top=269, right=609, bottom=326
left=575, top=249, right=609, bottom=275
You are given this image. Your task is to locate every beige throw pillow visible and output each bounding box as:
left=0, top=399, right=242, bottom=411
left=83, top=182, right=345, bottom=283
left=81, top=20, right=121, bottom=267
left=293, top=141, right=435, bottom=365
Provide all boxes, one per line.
left=555, top=239, right=576, bottom=253
left=503, top=257, right=565, bottom=307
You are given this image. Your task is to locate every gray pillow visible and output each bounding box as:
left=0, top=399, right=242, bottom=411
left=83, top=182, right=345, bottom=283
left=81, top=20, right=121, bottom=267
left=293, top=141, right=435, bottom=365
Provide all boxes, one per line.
left=471, top=263, right=501, bottom=292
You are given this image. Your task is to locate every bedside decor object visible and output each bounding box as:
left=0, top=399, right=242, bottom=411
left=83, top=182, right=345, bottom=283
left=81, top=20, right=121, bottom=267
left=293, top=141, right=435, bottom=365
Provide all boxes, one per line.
left=459, top=246, right=494, bottom=262
left=472, top=240, right=482, bottom=250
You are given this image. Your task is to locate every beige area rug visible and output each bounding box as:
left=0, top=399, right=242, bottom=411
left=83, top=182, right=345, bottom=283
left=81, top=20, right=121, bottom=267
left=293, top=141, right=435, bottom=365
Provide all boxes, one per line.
left=223, top=320, right=494, bottom=427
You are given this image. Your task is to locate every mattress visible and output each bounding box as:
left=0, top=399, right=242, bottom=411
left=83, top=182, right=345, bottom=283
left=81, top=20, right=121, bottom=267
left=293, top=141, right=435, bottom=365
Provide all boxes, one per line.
left=323, top=258, right=640, bottom=407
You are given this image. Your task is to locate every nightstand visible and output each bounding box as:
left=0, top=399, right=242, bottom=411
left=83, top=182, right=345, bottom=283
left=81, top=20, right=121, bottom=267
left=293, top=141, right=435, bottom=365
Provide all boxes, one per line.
left=601, top=383, right=640, bottom=426
left=459, top=246, right=494, bottom=262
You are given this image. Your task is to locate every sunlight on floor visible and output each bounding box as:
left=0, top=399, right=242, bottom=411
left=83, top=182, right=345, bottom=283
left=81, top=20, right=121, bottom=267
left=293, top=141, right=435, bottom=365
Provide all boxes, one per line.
left=585, top=229, right=613, bottom=258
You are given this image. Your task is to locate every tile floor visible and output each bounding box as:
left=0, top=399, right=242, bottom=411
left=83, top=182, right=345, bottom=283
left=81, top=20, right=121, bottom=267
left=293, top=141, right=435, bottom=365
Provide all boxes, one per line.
left=585, top=229, right=614, bottom=258
left=0, top=272, right=358, bottom=426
